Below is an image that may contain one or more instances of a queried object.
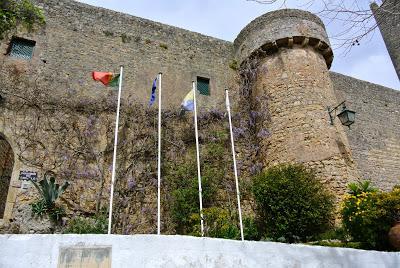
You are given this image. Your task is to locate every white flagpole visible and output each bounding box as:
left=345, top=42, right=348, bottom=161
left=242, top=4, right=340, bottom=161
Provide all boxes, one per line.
left=157, top=72, right=162, bottom=235
left=193, top=81, right=204, bottom=237
left=225, top=89, right=244, bottom=241
left=107, top=65, right=124, bottom=235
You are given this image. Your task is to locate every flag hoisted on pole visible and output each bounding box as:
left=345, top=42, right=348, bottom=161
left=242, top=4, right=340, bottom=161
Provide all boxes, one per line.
left=157, top=72, right=162, bottom=235
left=192, top=81, right=205, bottom=237
left=225, top=89, right=244, bottom=241
left=107, top=65, right=124, bottom=235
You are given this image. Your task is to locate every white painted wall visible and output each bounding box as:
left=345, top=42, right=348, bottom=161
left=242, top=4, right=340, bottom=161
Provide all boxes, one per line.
left=0, top=234, right=399, bottom=268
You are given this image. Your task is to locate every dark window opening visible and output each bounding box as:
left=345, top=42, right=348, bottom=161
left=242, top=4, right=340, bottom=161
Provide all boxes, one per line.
left=8, top=37, right=36, bottom=59
left=197, top=76, right=210, bottom=96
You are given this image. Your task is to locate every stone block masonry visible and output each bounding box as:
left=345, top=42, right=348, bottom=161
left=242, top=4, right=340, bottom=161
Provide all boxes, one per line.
left=372, top=0, right=400, bottom=80
left=0, top=0, right=400, bottom=232
left=332, top=72, right=400, bottom=191
left=27, top=0, right=235, bottom=109
left=234, top=9, right=358, bottom=197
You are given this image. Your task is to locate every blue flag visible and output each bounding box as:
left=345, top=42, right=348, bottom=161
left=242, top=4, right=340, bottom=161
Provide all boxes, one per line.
left=149, top=77, right=157, bottom=106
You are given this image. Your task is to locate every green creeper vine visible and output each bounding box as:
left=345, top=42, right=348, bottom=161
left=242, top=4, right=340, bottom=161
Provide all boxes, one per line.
left=0, top=0, right=45, bottom=39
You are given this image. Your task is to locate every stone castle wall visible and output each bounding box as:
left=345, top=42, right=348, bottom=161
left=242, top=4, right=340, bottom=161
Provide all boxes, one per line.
left=372, top=0, right=400, bottom=80
left=9, top=0, right=235, bottom=109
left=0, top=0, right=399, bottom=231
left=331, top=72, right=400, bottom=190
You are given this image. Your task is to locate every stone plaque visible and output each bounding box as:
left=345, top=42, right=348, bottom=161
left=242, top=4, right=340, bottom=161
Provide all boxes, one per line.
left=19, top=171, right=37, bottom=181
left=58, top=246, right=112, bottom=268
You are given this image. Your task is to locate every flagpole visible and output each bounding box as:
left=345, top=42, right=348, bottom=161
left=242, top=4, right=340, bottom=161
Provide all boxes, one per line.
left=107, top=65, right=123, bottom=235
left=193, top=81, right=204, bottom=237
left=225, top=89, right=244, bottom=241
left=157, top=72, right=162, bottom=235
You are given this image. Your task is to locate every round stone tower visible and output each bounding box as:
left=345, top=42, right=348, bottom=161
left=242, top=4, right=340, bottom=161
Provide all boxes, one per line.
left=234, top=9, right=359, bottom=196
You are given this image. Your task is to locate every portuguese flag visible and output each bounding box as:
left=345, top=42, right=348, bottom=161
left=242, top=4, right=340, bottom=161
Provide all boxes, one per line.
left=92, top=71, right=120, bottom=87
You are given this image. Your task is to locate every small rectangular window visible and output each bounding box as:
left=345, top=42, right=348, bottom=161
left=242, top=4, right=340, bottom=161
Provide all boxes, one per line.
left=8, top=38, right=36, bottom=59
left=197, top=76, right=210, bottom=96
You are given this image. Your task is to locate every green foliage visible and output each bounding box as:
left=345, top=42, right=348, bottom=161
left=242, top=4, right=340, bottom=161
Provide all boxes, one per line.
left=64, top=212, right=107, bottom=234
left=31, top=176, right=69, bottom=208
left=167, top=141, right=231, bottom=236
left=210, top=130, right=228, bottom=142
left=202, top=143, right=225, bottom=161
left=30, top=199, right=47, bottom=217
left=190, top=207, right=240, bottom=239
left=31, top=199, right=65, bottom=222
left=120, top=33, right=131, bottom=43
left=347, top=180, right=377, bottom=196
left=252, top=164, right=334, bottom=243
left=341, top=183, right=400, bottom=250
left=316, top=227, right=348, bottom=242
left=103, top=30, right=114, bottom=37
left=159, top=43, right=168, bottom=49
left=168, top=159, right=218, bottom=234
left=0, top=0, right=45, bottom=39
left=308, top=240, right=363, bottom=249
left=229, top=60, right=238, bottom=70
left=243, top=216, right=261, bottom=241
left=30, top=176, right=69, bottom=222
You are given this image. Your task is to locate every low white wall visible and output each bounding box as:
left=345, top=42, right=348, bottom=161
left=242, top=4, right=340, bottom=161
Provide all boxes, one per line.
left=0, top=234, right=399, bottom=268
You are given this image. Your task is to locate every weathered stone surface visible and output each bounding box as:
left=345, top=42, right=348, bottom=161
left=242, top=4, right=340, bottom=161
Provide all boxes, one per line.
left=372, top=0, right=400, bottom=80
left=332, top=72, right=400, bottom=190
left=0, top=0, right=399, bottom=234
left=234, top=9, right=332, bottom=67
left=253, top=46, right=359, bottom=197
left=11, top=204, right=52, bottom=234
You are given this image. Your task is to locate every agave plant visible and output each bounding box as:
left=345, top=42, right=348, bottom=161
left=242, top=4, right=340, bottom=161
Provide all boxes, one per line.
left=31, top=176, right=69, bottom=209
left=347, top=180, right=377, bottom=196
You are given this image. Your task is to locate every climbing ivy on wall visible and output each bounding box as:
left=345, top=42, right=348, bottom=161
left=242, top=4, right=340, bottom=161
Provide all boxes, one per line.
left=0, top=0, right=45, bottom=39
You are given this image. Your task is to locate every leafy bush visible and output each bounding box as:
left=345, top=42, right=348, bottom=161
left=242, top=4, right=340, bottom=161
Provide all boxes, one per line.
left=167, top=142, right=227, bottom=235
left=308, top=240, right=362, bottom=249
left=189, top=207, right=240, bottom=239
left=64, top=213, right=107, bottom=234
left=252, top=164, right=334, bottom=242
left=0, top=0, right=45, bottom=39
left=30, top=176, right=69, bottom=222
left=341, top=182, right=400, bottom=250
left=243, top=216, right=261, bottom=241
left=170, top=163, right=218, bottom=234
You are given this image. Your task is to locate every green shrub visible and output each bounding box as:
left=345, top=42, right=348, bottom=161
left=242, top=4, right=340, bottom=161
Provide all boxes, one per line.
left=167, top=141, right=232, bottom=235
left=64, top=213, right=107, bottom=234
left=159, top=43, right=168, bottom=49
left=252, top=164, right=334, bottom=242
left=229, top=60, right=238, bottom=70
left=0, top=0, right=45, bottom=39
left=189, top=207, right=240, bottom=239
left=341, top=183, right=400, bottom=250
left=308, top=240, right=362, bottom=249
left=315, top=227, right=348, bottom=242
left=243, top=216, right=261, bottom=241
left=170, top=169, right=218, bottom=234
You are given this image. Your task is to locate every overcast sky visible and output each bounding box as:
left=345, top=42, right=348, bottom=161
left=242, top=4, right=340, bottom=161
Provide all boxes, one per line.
left=77, top=0, right=400, bottom=90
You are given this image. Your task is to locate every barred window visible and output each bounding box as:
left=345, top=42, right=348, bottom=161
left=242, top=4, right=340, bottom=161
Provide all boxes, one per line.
left=8, top=38, right=35, bottom=59
left=197, top=76, right=210, bottom=96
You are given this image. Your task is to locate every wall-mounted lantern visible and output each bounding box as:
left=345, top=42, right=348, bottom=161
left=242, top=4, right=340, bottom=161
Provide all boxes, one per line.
left=328, top=101, right=356, bottom=128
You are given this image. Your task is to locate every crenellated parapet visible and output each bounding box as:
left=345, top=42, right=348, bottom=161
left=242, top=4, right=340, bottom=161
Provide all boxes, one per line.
left=234, top=9, right=333, bottom=68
